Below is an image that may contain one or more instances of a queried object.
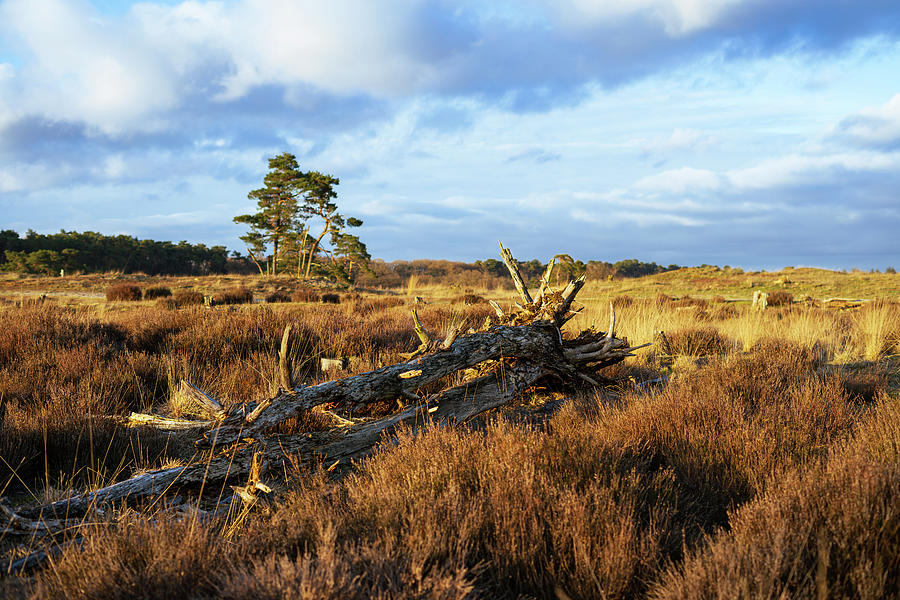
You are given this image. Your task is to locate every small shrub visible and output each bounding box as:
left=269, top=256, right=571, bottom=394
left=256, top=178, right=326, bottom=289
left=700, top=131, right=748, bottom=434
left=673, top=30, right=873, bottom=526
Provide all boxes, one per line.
left=767, top=291, right=793, bottom=307
left=265, top=290, right=292, bottom=303
left=321, top=293, right=340, bottom=304
left=156, top=297, right=177, bottom=310
left=673, top=295, right=709, bottom=309
left=214, top=287, right=254, bottom=305
left=711, top=304, right=740, bottom=320
left=143, top=286, right=172, bottom=300
left=655, top=293, right=673, bottom=306
left=291, top=288, right=320, bottom=303
left=711, top=295, right=726, bottom=303
left=105, top=284, right=142, bottom=302
left=451, top=293, right=486, bottom=305
left=173, top=290, right=204, bottom=306
left=666, top=327, right=729, bottom=356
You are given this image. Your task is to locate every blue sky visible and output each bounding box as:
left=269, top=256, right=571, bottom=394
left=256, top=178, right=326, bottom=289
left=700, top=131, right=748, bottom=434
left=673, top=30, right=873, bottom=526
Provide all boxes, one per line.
left=1, top=0, right=899, bottom=269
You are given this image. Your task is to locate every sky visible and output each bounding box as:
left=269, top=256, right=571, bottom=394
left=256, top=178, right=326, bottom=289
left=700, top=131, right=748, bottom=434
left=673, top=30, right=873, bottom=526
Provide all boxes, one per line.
left=1, top=0, right=899, bottom=270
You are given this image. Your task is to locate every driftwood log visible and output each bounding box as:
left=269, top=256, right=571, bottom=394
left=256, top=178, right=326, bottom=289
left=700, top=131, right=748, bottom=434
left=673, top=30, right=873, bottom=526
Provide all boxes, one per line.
left=8, top=244, right=648, bottom=539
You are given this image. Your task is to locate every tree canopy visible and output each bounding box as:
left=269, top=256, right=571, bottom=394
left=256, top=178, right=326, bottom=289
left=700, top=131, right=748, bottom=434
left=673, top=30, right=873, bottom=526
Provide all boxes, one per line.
left=234, top=152, right=368, bottom=281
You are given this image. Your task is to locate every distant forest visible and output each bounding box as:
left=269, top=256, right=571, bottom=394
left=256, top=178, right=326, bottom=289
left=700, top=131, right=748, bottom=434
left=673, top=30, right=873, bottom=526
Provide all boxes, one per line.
left=0, top=230, right=243, bottom=276
left=353, top=256, right=680, bottom=289
left=0, top=229, right=678, bottom=282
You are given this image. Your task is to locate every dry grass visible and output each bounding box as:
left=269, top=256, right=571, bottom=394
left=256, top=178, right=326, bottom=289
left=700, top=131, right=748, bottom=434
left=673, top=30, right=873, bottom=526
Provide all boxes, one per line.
left=1, top=274, right=898, bottom=598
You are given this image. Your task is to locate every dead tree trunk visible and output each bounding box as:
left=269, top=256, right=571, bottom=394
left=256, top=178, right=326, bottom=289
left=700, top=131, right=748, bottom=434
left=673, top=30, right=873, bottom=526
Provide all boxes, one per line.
left=15, top=243, right=648, bottom=524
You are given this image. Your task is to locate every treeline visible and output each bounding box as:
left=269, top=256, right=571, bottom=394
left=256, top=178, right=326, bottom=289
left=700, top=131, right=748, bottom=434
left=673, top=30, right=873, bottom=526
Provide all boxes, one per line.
left=0, top=228, right=680, bottom=282
left=0, top=230, right=247, bottom=276
left=354, top=256, right=680, bottom=288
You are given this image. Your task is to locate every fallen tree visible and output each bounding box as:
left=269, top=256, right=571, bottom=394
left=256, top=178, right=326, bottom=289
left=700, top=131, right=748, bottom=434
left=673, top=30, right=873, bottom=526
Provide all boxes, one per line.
left=8, top=243, right=648, bottom=545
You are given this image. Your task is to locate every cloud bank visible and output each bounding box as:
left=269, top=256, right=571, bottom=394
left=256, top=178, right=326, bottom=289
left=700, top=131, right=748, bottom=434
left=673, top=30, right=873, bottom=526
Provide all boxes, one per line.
left=0, top=0, right=899, bottom=268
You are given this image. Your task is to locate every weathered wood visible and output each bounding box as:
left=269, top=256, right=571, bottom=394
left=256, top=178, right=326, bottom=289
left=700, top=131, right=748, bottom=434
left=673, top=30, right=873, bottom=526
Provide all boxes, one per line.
left=499, top=241, right=533, bottom=305
left=533, top=257, right=556, bottom=305
left=126, top=412, right=213, bottom=430
left=180, top=380, right=225, bottom=418
left=278, top=324, right=293, bottom=390
left=198, top=322, right=568, bottom=449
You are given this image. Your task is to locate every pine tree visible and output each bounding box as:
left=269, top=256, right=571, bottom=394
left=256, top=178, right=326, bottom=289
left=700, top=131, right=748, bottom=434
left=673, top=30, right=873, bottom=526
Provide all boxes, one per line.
left=234, top=153, right=306, bottom=276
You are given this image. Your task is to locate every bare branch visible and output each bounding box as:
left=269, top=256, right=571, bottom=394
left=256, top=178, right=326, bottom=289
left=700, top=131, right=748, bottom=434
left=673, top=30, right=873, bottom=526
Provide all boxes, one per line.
left=607, top=302, right=615, bottom=340
left=499, top=241, right=533, bottom=305
left=180, top=380, right=225, bottom=418
left=278, top=324, right=293, bottom=390
left=412, top=310, right=431, bottom=345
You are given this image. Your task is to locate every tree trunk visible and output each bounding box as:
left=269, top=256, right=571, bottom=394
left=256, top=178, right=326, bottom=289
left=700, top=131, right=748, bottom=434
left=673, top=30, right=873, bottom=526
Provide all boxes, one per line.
left=305, top=219, right=331, bottom=278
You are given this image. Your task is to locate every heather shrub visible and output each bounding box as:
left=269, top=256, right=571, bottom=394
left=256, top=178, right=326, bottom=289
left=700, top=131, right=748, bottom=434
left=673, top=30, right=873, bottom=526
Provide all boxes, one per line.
left=214, top=287, right=253, bottom=305
left=32, top=515, right=230, bottom=600
left=710, top=304, right=739, bottom=320
left=651, top=396, right=900, bottom=600
left=265, top=290, right=292, bottom=303
left=156, top=297, right=177, bottom=310
left=291, top=288, right=320, bottom=303
left=672, top=296, right=708, bottom=309
left=766, top=290, right=793, bottom=307
left=105, top=284, right=142, bottom=302
left=143, top=286, right=172, bottom=300
left=172, top=290, right=204, bottom=306
left=665, top=327, right=729, bottom=356
left=321, top=293, right=340, bottom=304
left=451, top=293, right=486, bottom=305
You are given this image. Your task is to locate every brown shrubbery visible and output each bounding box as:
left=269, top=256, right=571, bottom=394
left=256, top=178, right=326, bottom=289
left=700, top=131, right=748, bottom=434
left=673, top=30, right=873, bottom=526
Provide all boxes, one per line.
left=291, top=288, right=319, bottom=303
left=265, top=290, right=292, bottom=303
left=142, top=286, right=172, bottom=300
left=213, top=287, right=254, bottom=305
left=665, top=327, right=729, bottom=356
left=766, top=290, right=794, bottom=306
left=321, top=292, right=340, bottom=304
left=3, top=292, right=899, bottom=598
left=105, top=283, right=142, bottom=301
left=20, top=339, right=884, bottom=599
left=172, top=290, right=204, bottom=306
left=652, top=397, right=900, bottom=599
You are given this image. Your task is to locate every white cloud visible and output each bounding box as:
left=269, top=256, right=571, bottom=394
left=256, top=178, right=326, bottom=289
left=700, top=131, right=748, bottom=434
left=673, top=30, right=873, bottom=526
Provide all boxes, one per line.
left=635, top=166, right=722, bottom=193
left=726, top=151, right=900, bottom=190
left=831, top=93, right=900, bottom=148
left=210, top=0, right=443, bottom=100
left=0, top=0, right=179, bottom=132
left=557, top=0, right=746, bottom=36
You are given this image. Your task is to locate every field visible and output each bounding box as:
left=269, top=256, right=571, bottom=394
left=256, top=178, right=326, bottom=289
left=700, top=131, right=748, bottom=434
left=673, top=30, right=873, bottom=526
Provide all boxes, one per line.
left=1, top=265, right=899, bottom=599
